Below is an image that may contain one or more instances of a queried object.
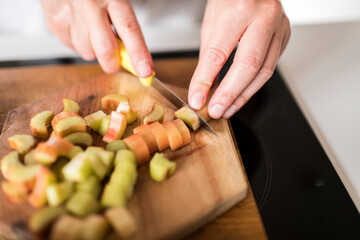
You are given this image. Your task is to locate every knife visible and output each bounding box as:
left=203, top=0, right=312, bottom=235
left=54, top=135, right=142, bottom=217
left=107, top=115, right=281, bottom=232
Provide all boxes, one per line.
left=117, top=40, right=217, bottom=136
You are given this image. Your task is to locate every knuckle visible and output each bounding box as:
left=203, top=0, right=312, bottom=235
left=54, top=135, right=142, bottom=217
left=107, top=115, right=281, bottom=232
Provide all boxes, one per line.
left=239, top=56, right=262, bottom=75
left=196, top=78, right=213, bottom=88
left=221, top=88, right=238, bottom=103
left=96, top=41, right=117, bottom=59
left=267, top=0, right=282, bottom=15
left=120, top=18, right=141, bottom=34
left=260, top=64, right=276, bottom=79
left=205, top=47, right=227, bottom=67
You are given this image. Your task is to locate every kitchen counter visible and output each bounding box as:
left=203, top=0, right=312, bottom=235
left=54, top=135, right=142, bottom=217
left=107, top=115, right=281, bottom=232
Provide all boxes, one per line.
left=0, top=58, right=267, bottom=240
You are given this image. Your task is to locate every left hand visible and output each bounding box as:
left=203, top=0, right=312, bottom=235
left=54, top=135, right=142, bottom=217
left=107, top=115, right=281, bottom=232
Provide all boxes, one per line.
left=188, top=0, right=291, bottom=119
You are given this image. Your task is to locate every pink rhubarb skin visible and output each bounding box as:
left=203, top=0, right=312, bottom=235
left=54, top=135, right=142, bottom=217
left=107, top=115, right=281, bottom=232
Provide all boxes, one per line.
left=103, top=112, right=127, bottom=143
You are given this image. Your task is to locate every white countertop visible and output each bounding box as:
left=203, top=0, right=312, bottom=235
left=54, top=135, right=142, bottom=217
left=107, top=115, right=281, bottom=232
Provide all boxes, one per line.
left=278, top=21, right=360, bottom=212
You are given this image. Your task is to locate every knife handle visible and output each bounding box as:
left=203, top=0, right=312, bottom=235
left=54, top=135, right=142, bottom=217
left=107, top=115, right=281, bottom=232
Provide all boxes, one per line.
left=118, top=40, right=155, bottom=87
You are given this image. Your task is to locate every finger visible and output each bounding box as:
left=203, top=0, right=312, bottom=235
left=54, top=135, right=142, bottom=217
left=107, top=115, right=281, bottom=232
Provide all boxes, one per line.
left=108, top=0, right=153, bottom=78
left=188, top=11, right=247, bottom=110
left=200, top=0, right=218, bottom=56
left=69, top=22, right=96, bottom=61
left=222, top=31, right=283, bottom=119
left=85, top=4, right=120, bottom=74
left=207, top=13, right=281, bottom=119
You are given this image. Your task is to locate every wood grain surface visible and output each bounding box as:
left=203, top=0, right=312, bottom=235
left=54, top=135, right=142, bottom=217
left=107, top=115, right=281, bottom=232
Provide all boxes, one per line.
left=0, top=59, right=267, bottom=240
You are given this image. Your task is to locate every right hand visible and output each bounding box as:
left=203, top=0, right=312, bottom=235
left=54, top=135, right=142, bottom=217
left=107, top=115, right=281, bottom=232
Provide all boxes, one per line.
left=39, top=0, right=153, bottom=76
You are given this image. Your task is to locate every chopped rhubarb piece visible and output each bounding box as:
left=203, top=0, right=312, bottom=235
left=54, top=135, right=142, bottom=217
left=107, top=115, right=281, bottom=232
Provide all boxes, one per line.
left=105, top=139, right=127, bottom=153
left=133, top=124, right=157, bottom=153
left=116, top=101, right=138, bottom=124
left=105, top=206, right=137, bottom=239
left=88, top=154, right=108, bottom=180
left=8, top=134, right=35, bottom=154
left=63, top=99, right=81, bottom=114
left=101, top=94, right=129, bottom=110
left=80, top=215, right=110, bottom=240
left=28, top=166, right=57, bottom=208
left=84, top=110, right=106, bottom=132
left=66, top=192, right=100, bottom=217
left=64, top=132, right=93, bottom=147
left=175, top=106, right=201, bottom=130
left=47, top=136, right=74, bottom=156
left=51, top=157, right=68, bottom=181
left=2, top=181, right=29, bottom=203
left=143, top=103, right=164, bottom=124
left=66, top=146, right=83, bottom=159
left=162, top=121, right=183, bottom=151
left=103, top=111, right=127, bottom=143
left=33, top=142, right=59, bottom=165
left=98, top=115, right=111, bottom=136
left=62, top=153, right=93, bottom=182
left=101, top=184, right=127, bottom=208
left=53, top=115, right=87, bottom=138
left=114, top=149, right=137, bottom=167
left=1, top=151, right=21, bottom=179
left=113, top=160, right=137, bottom=186
left=76, top=175, right=101, bottom=198
left=197, top=106, right=211, bottom=122
left=150, top=153, right=176, bottom=182
left=51, top=111, right=80, bottom=127
left=46, top=181, right=74, bottom=207
left=49, top=214, right=83, bottom=240
left=172, top=119, right=191, bottom=146
left=28, top=206, right=65, bottom=235
left=149, top=122, right=170, bottom=151
left=85, top=147, right=114, bottom=168
left=110, top=169, right=136, bottom=198
left=24, top=149, right=37, bottom=165
left=30, top=110, right=54, bottom=138
left=123, top=134, right=150, bottom=164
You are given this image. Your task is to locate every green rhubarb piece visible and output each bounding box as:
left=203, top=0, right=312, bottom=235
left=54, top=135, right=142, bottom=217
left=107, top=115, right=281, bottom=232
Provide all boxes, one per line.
left=149, top=153, right=176, bottom=182
left=8, top=134, right=35, bottom=154
left=86, top=147, right=114, bottom=168
left=51, top=157, right=68, bottom=181
left=63, top=99, right=80, bottom=113
left=98, top=115, right=111, bottom=136
left=6, top=163, right=40, bottom=184
left=109, top=171, right=135, bottom=198
left=101, top=94, right=129, bottom=110
left=46, top=181, right=74, bottom=207
left=28, top=206, right=65, bottom=235
left=64, top=132, right=93, bottom=146
left=113, top=161, right=137, bottom=186
left=84, top=110, right=107, bottom=132
left=53, top=115, right=87, bottom=137
left=175, top=106, right=200, bottom=131
left=62, top=153, right=93, bottom=182
left=1, top=151, right=21, bottom=179
left=30, top=110, right=54, bottom=138
left=2, top=181, right=28, bottom=203
left=67, top=145, right=83, bottom=159
left=105, top=206, right=137, bottom=239
left=49, top=214, right=83, bottom=240
left=24, top=149, right=37, bottom=165
left=114, top=149, right=137, bottom=167
left=143, top=103, right=164, bottom=124
left=105, top=140, right=127, bottom=153
left=101, top=184, right=127, bottom=208
left=80, top=215, right=110, bottom=240
left=66, top=192, right=100, bottom=217
left=88, top=154, right=108, bottom=180
left=76, top=175, right=101, bottom=198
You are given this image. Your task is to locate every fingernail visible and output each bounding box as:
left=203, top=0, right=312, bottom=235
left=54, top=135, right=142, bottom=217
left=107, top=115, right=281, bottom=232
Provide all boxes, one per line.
left=223, top=104, right=239, bottom=119
left=190, top=92, right=204, bottom=110
left=209, top=104, right=226, bottom=119
left=138, top=60, right=152, bottom=78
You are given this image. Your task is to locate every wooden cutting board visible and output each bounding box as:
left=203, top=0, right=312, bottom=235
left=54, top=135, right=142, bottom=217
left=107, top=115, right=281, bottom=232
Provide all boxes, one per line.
left=0, top=71, right=248, bottom=240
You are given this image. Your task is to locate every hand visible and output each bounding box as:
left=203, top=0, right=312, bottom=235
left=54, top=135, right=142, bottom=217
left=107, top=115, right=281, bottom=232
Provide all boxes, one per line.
left=39, top=0, right=153, bottom=76
left=188, top=0, right=290, bottom=119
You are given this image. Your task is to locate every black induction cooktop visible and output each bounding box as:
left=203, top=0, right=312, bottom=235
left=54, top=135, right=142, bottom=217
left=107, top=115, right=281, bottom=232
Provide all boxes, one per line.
left=229, top=68, right=360, bottom=239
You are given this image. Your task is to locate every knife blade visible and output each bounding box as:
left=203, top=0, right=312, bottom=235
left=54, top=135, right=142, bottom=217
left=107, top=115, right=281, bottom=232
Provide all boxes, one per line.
left=117, top=40, right=217, bottom=136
